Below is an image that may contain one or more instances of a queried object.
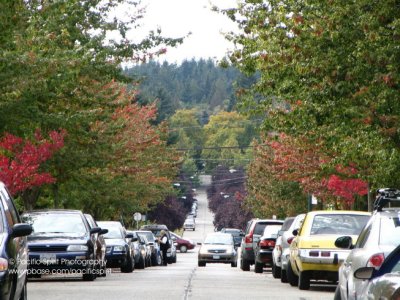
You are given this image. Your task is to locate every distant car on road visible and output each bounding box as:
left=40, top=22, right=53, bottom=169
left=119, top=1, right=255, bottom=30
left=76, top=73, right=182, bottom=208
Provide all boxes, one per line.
left=198, top=232, right=237, bottom=267
left=0, top=181, right=32, bottom=300
left=220, top=228, right=244, bottom=248
left=183, top=218, right=195, bottom=231
left=170, top=232, right=195, bottom=253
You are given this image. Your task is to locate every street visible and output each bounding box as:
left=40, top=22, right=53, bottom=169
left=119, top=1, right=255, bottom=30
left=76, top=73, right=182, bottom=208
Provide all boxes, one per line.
left=28, top=183, right=335, bottom=300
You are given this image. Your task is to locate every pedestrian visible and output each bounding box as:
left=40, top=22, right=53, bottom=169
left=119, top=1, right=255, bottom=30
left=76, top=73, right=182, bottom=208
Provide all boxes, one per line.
left=159, top=230, right=170, bottom=266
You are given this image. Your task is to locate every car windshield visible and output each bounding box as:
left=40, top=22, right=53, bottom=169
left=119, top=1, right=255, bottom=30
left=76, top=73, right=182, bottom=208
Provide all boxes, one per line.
left=24, top=213, right=87, bottom=235
left=204, top=234, right=232, bottom=245
left=138, top=231, right=155, bottom=242
left=379, top=217, right=400, bottom=246
left=98, top=223, right=123, bottom=239
left=310, top=214, right=370, bottom=235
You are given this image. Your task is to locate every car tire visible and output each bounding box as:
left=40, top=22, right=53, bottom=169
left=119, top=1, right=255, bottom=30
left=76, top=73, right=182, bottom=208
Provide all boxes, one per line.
left=180, top=245, right=188, bottom=253
left=240, top=257, right=250, bottom=271
left=272, top=262, right=281, bottom=279
left=334, top=284, right=342, bottom=300
left=254, top=262, right=263, bottom=273
left=137, top=256, right=146, bottom=269
left=231, top=261, right=237, bottom=268
left=83, top=266, right=97, bottom=281
left=298, top=271, right=311, bottom=290
left=287, top=262, right=299, bottom=287
left=280, top=268, right=288, bottom=283
left=198, top=261, right=206, bottom=267
left=121, top=255, right=134, bottom=273
left=173, top=254, right=177, bottom=263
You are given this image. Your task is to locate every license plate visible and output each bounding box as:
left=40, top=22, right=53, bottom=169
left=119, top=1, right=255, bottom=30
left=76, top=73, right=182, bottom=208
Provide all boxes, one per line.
left=39, top=253, right=57, bottom=264
left=213, top=255, right=220, bottom=259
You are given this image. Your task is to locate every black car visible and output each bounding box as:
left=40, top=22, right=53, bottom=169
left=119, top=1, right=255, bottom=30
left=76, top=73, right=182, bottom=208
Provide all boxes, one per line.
left=0, top=182, right=32, bottom=300
left=22, top=209, right=102, bottom=281
left=97, top=221, right=135, bottom=273
left=84, top=214, right=108, bottom=277
left=220, top=228, right=244, bottom=248
left=135, top=230, right=162, bottom=266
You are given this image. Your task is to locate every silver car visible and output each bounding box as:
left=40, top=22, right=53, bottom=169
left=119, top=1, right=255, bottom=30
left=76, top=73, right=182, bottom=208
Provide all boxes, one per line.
left=335, top=206, right=400, bottom=299
left=198, top=232, right=237, bottom=267
left=274, top=214, right=305, bottom=282
left=351, top=243, right=400, bottom=299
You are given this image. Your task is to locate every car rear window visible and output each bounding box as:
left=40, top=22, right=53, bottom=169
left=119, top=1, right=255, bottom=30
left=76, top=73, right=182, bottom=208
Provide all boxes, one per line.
left=310, top=214, right=370, bottom=235
left=379, top=216, right=400, bottom=246
left=254, top=222, right=283, bottom=235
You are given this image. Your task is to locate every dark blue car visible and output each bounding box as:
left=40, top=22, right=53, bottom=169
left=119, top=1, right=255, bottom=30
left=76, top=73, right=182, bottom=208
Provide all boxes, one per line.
left=0, top=181, right=32, bottom=300
left=22, top=209, right=102, bottom=281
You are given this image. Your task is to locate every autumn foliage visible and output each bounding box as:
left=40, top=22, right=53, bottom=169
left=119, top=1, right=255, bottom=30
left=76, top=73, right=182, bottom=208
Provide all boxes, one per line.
left=0, top=130, right=66, bottom=196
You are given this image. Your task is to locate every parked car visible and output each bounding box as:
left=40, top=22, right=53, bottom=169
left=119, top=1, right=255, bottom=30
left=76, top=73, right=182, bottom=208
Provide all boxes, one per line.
left=351, top=243, right=400, bottom=300
left=170, top=232, right=195, bottom=253
left=23, top=209, right=102, bottom=281
left=140, top=224, right=177, bottom=263
left=254, top=224, right=282, bottom=273
left=220, top=228, right=244, bottom=248
left=84, top=214, right=108, bottom=277
left=273, top=214, right=305, bottom=282
left=0, top=181, right=32, bottom=300
left=183, top=218, right=195, bottom=231
left=97, top=221, right=135, bottom=273
left=287, top=210, right=370, bottom=290
left=198, top=232, right=237, bottom=267
left=127, top=230, right=146, bottom=269
left=240, top=218, right=284, bottom=271
left=335, top=189, right=400, bottom=300
left=135, top=230, right=162, bottom=266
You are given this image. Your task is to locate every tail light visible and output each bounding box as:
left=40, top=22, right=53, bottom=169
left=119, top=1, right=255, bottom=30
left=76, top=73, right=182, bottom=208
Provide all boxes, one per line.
left=367, top=253, right=384, bottom=269
left=259, top=239, right=275, bottom=249
left=287, top=237, right=294, bottom=244
left=244, top=234, right=253, bottom=244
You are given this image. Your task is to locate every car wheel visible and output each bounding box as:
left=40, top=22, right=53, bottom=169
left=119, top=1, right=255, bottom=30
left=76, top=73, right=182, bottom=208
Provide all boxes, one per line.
left=151, top=253, right=158, bottom=266
left=240, top=257, right=250, bottom=271
left=334, top=284, right=342, bottom=300
left=172, top=254, right=177, bottom=263
left=298, top=271, right=311, bottom=290
left=280, top=268, right=288, bottom=283
left=198, top=261, right=206, bottom=267
left=272, top=262, right=281, bottom=279
left=156, top=252, right=162, bottom=265
left=231, top=261, right=237, bottom=268
left=287, top=262, right=299, bottom=287
left=137, top=256, right=146, bottom=269
left=254, top=262, right=264, bottom=273
left=180, top=245, right=188, bottom=253
left=83, top=266, right=97, bottom=281
left=19, top=280, right=27, bottom=300
left=121, top=255, right=134, bottom=273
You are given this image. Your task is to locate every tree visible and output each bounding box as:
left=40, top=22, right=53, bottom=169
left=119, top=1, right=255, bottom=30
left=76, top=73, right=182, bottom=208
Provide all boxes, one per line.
left=220, top=0, right=400, bottom=191
left=0, top=130, right=65, bottom=209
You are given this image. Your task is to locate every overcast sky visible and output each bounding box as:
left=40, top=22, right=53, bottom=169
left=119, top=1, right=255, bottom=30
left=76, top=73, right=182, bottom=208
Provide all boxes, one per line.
left=134, top=0, right=239, bottom=64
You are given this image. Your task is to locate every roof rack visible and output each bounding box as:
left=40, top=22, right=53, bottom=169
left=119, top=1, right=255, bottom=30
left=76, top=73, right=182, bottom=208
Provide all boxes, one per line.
left=374, top=188, right=400, bottom=211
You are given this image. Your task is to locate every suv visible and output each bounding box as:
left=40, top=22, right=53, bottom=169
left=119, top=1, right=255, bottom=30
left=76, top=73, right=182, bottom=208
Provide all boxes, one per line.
left=335, top=189, right=400, bottom=300
left=0, top=181, right=32, bottom=300
left=240, top=218, right=284, bottom=271
left=140, top=224, right=177, bottom=263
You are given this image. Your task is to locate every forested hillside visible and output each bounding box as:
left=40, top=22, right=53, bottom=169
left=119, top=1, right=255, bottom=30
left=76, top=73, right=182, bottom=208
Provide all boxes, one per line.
left=125, top=59, right=257, bottom=122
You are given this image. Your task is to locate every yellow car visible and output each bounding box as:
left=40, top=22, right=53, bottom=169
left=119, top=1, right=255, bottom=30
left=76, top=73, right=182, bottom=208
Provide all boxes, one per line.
left=287, top=210, right=371, bottom=290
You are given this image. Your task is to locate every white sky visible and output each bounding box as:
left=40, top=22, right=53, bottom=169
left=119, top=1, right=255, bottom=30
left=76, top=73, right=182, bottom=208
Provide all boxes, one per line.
left=134, top=0, right=239, bottom=64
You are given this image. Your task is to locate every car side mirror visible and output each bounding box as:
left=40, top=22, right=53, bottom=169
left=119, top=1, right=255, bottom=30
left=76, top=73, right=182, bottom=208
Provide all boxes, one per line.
left=11, top=223, right=32, bottom=238
left=292, top=229, right=299, bottom=236
left=354, top=267, right=374, bottom=280
left=99, top=228, right=108, bottom=235
left=126, top=233, right=134, bottom=239
left=89, top=227, right=102, bottom=235
left=335, top=236, right=353, bottom=249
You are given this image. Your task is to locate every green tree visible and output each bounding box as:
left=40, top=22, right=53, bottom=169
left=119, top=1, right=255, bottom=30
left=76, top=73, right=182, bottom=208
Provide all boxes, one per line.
left=221, top=0, right=400, bottom=190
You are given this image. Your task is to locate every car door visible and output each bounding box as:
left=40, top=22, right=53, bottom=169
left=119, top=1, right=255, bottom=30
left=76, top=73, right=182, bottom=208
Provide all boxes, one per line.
left=0, top=186, right=28, bottom=295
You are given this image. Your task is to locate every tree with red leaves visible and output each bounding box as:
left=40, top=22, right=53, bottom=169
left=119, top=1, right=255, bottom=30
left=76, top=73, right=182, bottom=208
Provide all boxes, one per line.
left=0, top=130, right=66, bottom=209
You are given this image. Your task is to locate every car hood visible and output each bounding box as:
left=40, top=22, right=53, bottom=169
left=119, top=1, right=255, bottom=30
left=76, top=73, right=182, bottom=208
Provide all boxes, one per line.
left=27, top=233, right=88, bottom=244
left=298, top=234, right=359, bottom=249
left=103, top=238, right=126, bottom=247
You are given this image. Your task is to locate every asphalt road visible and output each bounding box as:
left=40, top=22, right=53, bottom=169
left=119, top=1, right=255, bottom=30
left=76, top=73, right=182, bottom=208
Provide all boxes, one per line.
left=28, top=176, right=335, bottom=300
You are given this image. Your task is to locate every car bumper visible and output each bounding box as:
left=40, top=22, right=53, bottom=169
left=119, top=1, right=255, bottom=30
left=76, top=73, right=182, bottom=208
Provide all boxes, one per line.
left=255, top=250, right=273, bottom=265
left=28, top=252, right=94, bottom=271
left=198, top=253, right=236, bottom=264
left=105, top=252, right=127, bottom=268
left=295, top=249, right=349, bottom=272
